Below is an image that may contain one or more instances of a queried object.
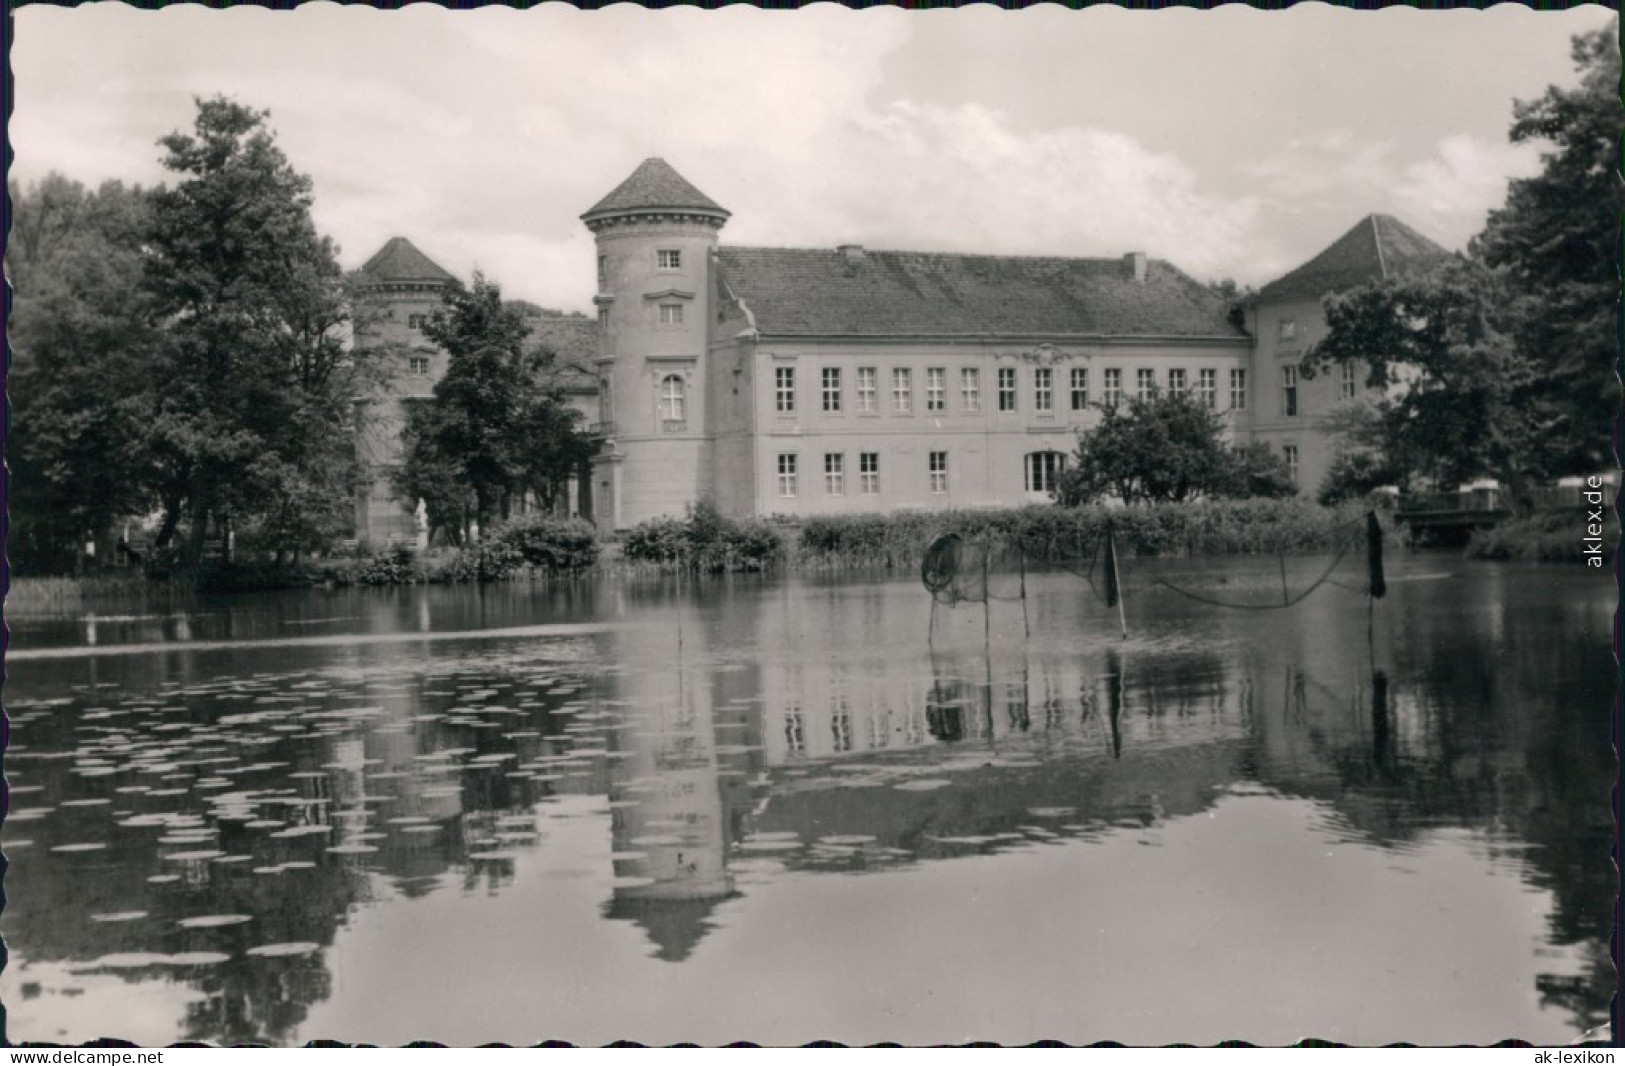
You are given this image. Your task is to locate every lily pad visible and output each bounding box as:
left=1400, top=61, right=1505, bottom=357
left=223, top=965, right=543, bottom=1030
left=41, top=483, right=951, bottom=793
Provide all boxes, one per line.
left=177, top=914, right=253, bottom=929
left=246, top=942, right=322, bottom=958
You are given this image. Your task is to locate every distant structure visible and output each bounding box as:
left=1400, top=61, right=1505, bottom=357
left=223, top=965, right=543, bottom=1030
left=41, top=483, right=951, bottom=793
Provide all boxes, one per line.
left=352, top=238, right=598, bottom=543
left=1246, top=214, right=1452, bottom=495
left=353, top=160, right=1452, bottom=540
left=582, top=158, right=1452, bottom=529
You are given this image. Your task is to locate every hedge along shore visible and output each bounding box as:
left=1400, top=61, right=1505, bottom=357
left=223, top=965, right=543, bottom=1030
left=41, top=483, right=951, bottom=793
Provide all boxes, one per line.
left=786, top=498, right=1386, bottom=572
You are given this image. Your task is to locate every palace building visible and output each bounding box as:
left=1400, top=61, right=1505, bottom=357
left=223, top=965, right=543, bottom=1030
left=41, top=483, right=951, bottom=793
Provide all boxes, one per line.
left=354, top=158, right=1451, bottom=539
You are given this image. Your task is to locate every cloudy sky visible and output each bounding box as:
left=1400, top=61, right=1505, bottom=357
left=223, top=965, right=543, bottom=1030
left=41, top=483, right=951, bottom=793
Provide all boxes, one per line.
left=12, top=3, right=1614, bottom=312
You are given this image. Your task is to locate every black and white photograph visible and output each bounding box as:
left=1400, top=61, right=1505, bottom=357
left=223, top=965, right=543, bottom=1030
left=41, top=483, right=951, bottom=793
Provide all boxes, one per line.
left=3, top=1, right=1618, bottom=1047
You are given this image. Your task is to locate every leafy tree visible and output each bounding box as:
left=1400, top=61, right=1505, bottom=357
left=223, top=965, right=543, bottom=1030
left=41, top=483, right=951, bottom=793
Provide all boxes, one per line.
left=398, top=273, right=595, bottom=530
left=144, top=96, right=361, bottom=564
left=1056, top=390, right=1293, bottom=505
left=1206, top=278, right=1256, bottom=333
left=1471, top=22, right=1620, bottom=476
left=513, top=388, right=596, bottom=514
left=1300, top=259, right=1536, bottom=494
left=391, top=401, right=475, bottom=546
left=1225, top=442, right=1298, bottom=500
left=1317, top=450, right=1402, bottom=506
left=6, top=175, right=161, bottom=571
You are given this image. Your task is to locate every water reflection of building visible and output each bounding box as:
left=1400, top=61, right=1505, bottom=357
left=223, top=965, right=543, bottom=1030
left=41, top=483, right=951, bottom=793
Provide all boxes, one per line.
left=598, top=585, right=765, bottom=960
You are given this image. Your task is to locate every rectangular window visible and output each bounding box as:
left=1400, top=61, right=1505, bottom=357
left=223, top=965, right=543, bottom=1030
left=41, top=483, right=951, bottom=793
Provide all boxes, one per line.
left=1070, top=367, right=1089, bottom=410
left=1279, top=318, right=1298, bottom=342
left=1230, top=368, right=1248, bottom=411
left=1284, top=444, right=1299, bottom=486
left=775, top=366, right=796, bottom=413
left=659, top=303, right=684, bottom=326
left=408, top=314, right=427, bottom=330
left=1198, top=368, right=1217, bottom=409
left=998, top=367, right=1017, bottom=411
left=926, top=367, right=946, bottom=412
left=1136, top=367, right=1156, bottom=402
left=960, top=368, right=981, bottom=411
left=928, top=451, right=948, bottom=494
left=597, top=255, right=607, bottom=287
left=1103, top=368, right=1122, bottom=407
left=597, top=309, right=609, bottom=329
left=777, top=453, right=798, bottom=497
left=409, top=356, right=431, bottom=376
left=859, top=452, right=879, bottom=495
left=856, top=367, right=877, bottom=412
left=1340, top=362, right=1357, bottom=400
left=657, top=249, right=681, bottom=270
left=822, top=367, right=842, bottom=413
left=1281, top=366, right=1299, bottom=418
left=824, top=453, right=844, bottom=495
left=892, top=367, right=913, bottom=413
left=1025, top=451, right=1067, bottom=493
left=660, top=374, right=686, bottom=423
left=1168, top=368, right=1187, bottom=396
left=1034, top=367, right=1053, bottom=413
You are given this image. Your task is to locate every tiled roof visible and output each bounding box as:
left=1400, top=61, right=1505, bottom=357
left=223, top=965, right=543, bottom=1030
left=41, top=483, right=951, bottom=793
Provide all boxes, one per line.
left=359, top=237, right=457, bottom=284
left=714, top=246, right=1243, bottom=339
left=582, top=158, right=729, bottom=221
left=525, top=315, right=598, bottom=391
left=1256, top=214, right=1452, bottom=303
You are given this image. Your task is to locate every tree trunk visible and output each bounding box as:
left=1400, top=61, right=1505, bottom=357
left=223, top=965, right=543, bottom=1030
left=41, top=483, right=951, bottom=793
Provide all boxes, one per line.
left=155, top=497, right=184, bottom=549
left=184, top=488, right=213, bottom=569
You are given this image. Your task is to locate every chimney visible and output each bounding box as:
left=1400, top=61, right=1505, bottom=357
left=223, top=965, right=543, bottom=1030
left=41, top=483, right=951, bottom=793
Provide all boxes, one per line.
left=838, top=243, right=866, bottom=265
left=1124, top=252, right=1148, bottom=283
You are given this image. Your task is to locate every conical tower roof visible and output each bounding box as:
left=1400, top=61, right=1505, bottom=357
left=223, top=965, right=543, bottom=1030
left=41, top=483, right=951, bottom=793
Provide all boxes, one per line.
left=1257, top=214, right=1452, bottom=303
left=359, top=237, right=457, bottom=285
left=581, top=158, right=729, bottom=225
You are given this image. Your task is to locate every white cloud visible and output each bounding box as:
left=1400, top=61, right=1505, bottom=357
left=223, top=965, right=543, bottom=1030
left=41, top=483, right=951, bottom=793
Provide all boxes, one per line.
left=1243, top=129, right=1539, bottom=256
left=11, top=4, right=1566, bottom=308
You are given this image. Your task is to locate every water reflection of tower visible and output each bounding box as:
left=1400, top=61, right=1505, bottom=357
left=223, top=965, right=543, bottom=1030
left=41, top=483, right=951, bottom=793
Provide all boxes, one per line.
left=601, top=586, right=743, bottom=961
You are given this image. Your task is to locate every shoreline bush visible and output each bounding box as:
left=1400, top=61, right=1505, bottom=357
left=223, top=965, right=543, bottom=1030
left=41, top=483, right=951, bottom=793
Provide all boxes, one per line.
left=621, top=500, right=785, bottom=573
left=1466, top=508, right=1618, bottom=563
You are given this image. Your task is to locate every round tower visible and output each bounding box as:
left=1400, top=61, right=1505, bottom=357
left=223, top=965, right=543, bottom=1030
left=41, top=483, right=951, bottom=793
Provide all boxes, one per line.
left=581, top=158, right=729, bottom=529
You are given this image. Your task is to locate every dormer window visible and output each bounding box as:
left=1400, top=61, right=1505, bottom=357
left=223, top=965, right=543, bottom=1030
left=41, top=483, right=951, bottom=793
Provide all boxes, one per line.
left=657, top=249, right=682, bottom=271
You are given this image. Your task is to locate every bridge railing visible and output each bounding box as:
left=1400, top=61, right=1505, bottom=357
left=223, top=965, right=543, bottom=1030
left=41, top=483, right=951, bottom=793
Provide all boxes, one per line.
left=1397, top=488, right=1504, bottom=516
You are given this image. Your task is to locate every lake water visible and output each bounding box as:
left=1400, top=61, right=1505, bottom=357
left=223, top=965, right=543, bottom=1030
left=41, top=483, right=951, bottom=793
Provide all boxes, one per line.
left=2, top=555, right=1614, bottom=1046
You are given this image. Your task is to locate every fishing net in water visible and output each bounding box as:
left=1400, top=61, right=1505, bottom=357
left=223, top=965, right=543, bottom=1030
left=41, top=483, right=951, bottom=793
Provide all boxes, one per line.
left=921, top=533, right=1019, bottom=606
left=1127, top=510, right=1387, bottom=610
left=923, top=511, right=1388, bottom=614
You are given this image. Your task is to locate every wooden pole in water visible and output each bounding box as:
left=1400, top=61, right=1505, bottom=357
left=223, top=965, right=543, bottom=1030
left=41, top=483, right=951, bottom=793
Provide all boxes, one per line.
left=1018, top=544, right=1030, bottom=639
left=982, top=549, right=993, bottom=649
left=1105, top=520, right=1128, bottom=641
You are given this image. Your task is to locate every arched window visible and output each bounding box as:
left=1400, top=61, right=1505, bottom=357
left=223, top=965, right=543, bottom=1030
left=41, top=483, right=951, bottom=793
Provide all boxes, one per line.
left=660, top=374, right=686, bottom=423
left=1025, top=451, right=1067, bottom=493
